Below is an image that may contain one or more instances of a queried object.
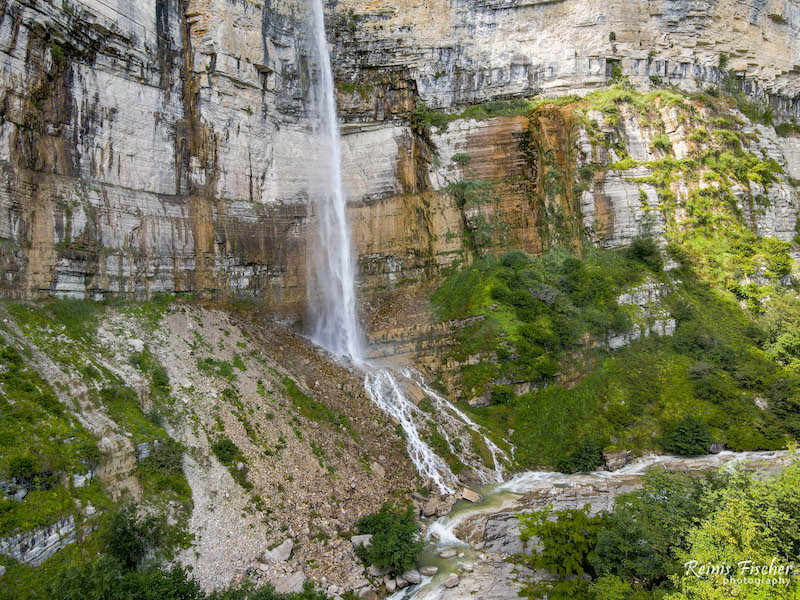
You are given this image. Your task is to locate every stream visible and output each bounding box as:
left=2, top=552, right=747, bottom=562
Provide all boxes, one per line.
left=388, top=450, right=792, bottom=600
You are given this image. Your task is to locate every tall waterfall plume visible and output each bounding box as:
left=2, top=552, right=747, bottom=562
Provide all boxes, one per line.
left=306, top=0, right=509, bottom=493
left=307, top=0, right=361, bottom=360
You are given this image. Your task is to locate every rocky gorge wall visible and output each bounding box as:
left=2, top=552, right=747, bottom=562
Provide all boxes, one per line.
left=0, top=0, right=798, bottom=320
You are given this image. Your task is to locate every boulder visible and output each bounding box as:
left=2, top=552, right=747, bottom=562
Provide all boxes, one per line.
left=395, top=577, right=409, bottom=589
left=439, top=548, right=458, bottom=559
left=0, top=565, right=5, bottom=577
left=403, top=383, right=426, bottom=406
left=351, top=534, right=372, bottom=549
left=73, top=471, right=93, bottom=488
left=603, top=450, right=630, bottom=471
left=461, top=488, right=481, bottom=503
left=136, top=442, right=151, bottom=462
left=444, top=573, right=459, bottom=588
left=367, top=565, right=389, bottom=577
left=266, top=538, right=293, bottom=562
left=371, top=462, right=386, bottom=478
left=274, top=571, right=306, bottom=595
left=421, top=566, right=439, bottom=576
left=402, top=569, right=421, bottom=584
left=385, top=578, right=397, bottom=593
left=423, top=499, right=439, bottom=517
left=436, top=504, right=452, bottom=517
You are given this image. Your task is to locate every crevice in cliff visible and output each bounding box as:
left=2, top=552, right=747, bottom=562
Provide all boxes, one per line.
left=176, top=0, right=221, bottom=296
left=518, top=104, right=584, bottom=254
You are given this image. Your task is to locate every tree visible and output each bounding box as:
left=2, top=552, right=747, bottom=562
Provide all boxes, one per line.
left=591, top=469, right=725, bottom=587
left=519, top=504, right=603, bottom=577
left=49, top=556, right=127, bottom=600
left=662, top=415, right=713, bottom=456
left=556, top=438, right=605, bottom=473
left=353, top=502, right=424, bottom=576
left=102, top=505, right=162, bottom=571
left=667, top=492, right=799, bottom=600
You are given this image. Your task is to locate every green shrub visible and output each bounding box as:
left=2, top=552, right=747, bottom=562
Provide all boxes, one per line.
left=591, top=469, right=728, bottom=587
left=196, top=358, right=235, bottom=380
left=651, top=132, right=672, bottom=152
left=452, top=152, right=471, bottom=166
left=152, top=365, right=170, bottom=394
left=102, top=505, right=163, bottom=571
left=139, top=438, right=189, bottom=498
left=49, top=555, right=129, bottom=600
left=662, top=415, right=713, bottom=456
left=626, top=235, right=663, bottom=272
left=490, top=385, right=514, bottom=404
left=50, top=558, right=335, bottom=600
left=7, top=455, right=37, bottom=483
left=556, top=437, right=605, bottom=473
left=354, top=502, right=424, bottom=575
left=500, top=249, right=532, bottom=269
left=50, top=558, right=205, bottom=600
left=775, top=121, right=800, bottom=137
left=448, top=179, right=495, bottom=208
left=211, top=437, right=241, bottom=465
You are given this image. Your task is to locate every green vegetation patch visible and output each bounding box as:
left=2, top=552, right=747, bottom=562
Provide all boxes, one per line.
left=130, top=346, right=170, bottom=398
left=282, top=377, right=354, bottom=435
left=196, top=357, right=236, bottom=380
left=433, top=245, right=648, bottom=399
left=411, top=98, right=535, bottom=134
left=435, top=237, right=795, bottom=469
left=97, top=384, right=166, bottom=445
left=0, top=345, right=103, bottom=536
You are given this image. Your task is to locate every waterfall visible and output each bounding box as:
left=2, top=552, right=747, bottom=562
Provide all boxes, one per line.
left=306, top=0, right=508, bottom=493
left=307, top=0, right=362, bottom=360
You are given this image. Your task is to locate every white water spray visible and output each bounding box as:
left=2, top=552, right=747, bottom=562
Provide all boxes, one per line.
left=306, top=0, right=508, bottom=493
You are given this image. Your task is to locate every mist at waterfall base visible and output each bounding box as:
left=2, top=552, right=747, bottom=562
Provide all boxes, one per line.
left=305, top=0, right=507, bottom=495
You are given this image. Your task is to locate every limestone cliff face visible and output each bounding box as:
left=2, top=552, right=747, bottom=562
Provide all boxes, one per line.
left=0, top=0, right=798, bottom=316
left=332, top=0, right=800, bottom=114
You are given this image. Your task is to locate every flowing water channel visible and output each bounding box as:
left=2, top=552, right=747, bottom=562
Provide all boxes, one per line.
left=387, top=449, right=791, bottom=600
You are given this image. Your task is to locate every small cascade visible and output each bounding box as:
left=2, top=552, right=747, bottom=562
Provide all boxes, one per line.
left=408, top=370, right=511, bottom=484
left=363, top=369, right=457, bottom=493
left=363, top=367, right=512, bottom=493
